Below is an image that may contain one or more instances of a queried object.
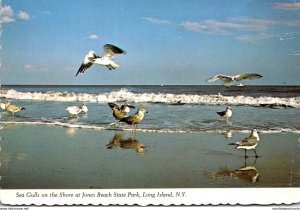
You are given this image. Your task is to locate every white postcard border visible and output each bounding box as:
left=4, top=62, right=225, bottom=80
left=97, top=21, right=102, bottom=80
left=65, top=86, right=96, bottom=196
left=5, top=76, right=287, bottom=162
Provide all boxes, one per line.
left=1, top=188, right=300, bottom=206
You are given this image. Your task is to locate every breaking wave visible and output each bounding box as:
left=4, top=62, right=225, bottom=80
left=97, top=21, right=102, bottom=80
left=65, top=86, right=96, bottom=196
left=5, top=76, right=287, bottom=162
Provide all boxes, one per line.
left=1, top=88, right=300, bottom=107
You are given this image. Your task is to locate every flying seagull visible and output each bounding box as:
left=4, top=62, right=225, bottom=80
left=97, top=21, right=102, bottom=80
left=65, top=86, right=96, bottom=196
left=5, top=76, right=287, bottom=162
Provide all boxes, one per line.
left=76, top=44, right=126, bottom=76
left=229, top=129, right=260, bottom=158
left=119, top=108, right=148, bottom=132
left=206, top=73, right=263, bottom=86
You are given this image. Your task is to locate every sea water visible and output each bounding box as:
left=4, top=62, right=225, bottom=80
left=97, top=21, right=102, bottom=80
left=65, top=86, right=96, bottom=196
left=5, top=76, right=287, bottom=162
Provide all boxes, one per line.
left=0, top=85, right=300, bottom=133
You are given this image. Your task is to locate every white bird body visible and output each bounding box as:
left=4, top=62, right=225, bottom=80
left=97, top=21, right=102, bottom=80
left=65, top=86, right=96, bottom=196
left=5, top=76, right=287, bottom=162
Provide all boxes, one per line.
left=66, top=106, right=82, bottom=116
left=76, top=44, right=125, bottom=76
left=1, top=102, right=6, bottom=110
left=231, top=129, right=260, bottom=158
left=93, top=57, right=119, bottom=68
left=217, top=106, right=232, bottom=121
left=80, top=103, right=88, bottom=113
left=122, top=106, right=130, bottom=113
left=206, top=73, right=263, bottom=86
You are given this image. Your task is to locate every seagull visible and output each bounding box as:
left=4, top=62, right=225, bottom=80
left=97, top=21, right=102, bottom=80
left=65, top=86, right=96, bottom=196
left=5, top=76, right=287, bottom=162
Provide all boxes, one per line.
left=5, top=101, right=25, bottom=115
left=206, top=73, right=263, bottom=86
left=108, top=102, right=136, bottom=120
left=76, top=44, right=126, bottom=76
left=229, top=129, right=260, bottom=158
left=217, top=106, right=232, bottom=122
left=79, top=103, right=88, bottom=113
left=119, top=108, right=148, bottom=132
left=66, top=106, right=82, bottom=117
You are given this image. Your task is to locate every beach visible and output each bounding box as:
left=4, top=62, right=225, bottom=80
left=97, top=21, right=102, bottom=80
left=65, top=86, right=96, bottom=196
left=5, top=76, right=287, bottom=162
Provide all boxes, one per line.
left=1, top=124, right=299, bottom=189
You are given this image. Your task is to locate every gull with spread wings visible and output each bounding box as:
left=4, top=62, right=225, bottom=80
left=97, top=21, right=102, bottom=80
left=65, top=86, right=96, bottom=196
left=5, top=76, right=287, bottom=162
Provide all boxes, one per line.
left=206, top=73, right=262, bottom=86
left=76, top=44, right=126, bottom=76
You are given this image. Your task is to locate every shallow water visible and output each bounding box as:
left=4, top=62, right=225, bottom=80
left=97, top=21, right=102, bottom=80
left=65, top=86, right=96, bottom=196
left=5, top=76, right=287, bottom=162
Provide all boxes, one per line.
left=1, top=125, right=299, bottom=189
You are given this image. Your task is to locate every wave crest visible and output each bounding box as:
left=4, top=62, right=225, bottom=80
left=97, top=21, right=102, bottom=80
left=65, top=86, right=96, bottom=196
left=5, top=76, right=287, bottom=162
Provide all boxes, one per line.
left=1, top=89, right=300, bottom=106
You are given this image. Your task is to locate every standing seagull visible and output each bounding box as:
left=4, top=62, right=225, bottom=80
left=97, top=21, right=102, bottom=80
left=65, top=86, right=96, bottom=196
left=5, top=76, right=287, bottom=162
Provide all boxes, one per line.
left=229, top=129, right=260, bottom=158
left=66, top=106, right=82, bottom=117
left=5, top=101, right=25, bottom=115
left=206, top=73, right=263, bottom=86
left=119, top=108, right=148, bottom=132
left=76, top=44, right=126, bottom=76
left=217, top=106, right=232, bottom=122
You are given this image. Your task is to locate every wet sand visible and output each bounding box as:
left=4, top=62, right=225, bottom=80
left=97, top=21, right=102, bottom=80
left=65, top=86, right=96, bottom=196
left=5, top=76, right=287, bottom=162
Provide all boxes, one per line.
left=0, top=124, right=300, bottom=189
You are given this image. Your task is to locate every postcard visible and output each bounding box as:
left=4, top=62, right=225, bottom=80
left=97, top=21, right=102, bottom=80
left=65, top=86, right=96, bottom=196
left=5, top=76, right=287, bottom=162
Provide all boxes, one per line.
left=0, top=0, right=300, bottom=207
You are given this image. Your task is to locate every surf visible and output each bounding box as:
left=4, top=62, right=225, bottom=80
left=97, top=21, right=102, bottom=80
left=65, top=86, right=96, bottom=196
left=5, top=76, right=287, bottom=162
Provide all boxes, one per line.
left=1, top=89, right=300, bottom=107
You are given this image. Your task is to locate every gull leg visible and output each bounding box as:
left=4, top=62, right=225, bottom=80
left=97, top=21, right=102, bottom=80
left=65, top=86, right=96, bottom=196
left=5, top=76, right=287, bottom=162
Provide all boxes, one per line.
left=254, top=149, right=260, bottom=158
left=244, top=149, right=249, bottom=158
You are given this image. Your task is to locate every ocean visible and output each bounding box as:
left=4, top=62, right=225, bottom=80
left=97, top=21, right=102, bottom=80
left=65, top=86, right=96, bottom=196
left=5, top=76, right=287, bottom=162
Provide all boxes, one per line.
left=1, top=85, right=300, bottom=189
left=1, top=85, right=300, bottom=133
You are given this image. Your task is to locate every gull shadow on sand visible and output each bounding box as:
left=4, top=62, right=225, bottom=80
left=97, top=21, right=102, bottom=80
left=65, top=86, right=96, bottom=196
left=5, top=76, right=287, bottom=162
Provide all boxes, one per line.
left=203, top=157, right=259, bottom=184
left=106, top=132, right=147, bottom=155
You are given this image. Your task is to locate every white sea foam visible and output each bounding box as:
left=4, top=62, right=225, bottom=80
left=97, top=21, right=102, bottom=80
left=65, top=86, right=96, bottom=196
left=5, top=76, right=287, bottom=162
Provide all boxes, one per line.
left=1, top=120, right=300, bottom=134
left=1, top=89, right=300, bottom=106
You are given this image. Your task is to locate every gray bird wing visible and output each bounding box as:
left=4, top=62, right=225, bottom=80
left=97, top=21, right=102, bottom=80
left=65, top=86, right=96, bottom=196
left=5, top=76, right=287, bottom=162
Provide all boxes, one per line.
left=234, top=73, right=263, bottom=81
left=237, top=137, right=259, bottom=147
left=103, top=44, right=126, bottom=58
left=108, top=102, right=119, bottom=110
left=206, top=74, right=233, bottom=86
left=76, top=51, right=100, bottom=76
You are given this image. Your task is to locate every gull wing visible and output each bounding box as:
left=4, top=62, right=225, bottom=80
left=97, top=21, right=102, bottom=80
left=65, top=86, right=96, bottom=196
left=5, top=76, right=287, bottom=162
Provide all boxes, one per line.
left=103, top=44, right=126, bottom=58
left=234, top=73, right=263, bottom=81
left=206, top=74, right=233, bottom=86
left=206, top=74, right=232, bottom=82
left=237, top=137, right=259, bottom=147
left=121, top=104, right=136, bottom=109
left=76, top=51, right=99, bottom=76
left=108, top=102, right=119, bottom=110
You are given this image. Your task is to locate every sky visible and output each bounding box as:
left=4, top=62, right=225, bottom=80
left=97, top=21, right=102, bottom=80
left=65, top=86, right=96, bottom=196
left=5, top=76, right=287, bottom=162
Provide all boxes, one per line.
left=0, top=0, right=300, bottom=85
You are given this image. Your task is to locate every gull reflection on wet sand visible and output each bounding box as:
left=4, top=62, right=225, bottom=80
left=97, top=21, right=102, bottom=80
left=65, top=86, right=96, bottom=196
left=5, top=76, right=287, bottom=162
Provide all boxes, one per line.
left=204, top=158, right=259, bottom=184
left=106, top=132, right=146, bottom=155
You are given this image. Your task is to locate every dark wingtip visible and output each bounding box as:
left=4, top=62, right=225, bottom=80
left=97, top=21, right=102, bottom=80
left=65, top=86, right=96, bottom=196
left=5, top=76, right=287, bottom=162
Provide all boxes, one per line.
left=76, top=69, right=81, bottom=76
